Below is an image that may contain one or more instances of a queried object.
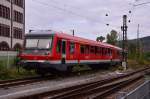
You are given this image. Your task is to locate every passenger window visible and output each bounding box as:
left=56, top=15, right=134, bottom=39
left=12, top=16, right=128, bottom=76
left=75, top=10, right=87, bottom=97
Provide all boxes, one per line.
left=102, top=48, right=104, bottom=56
left=69, top=42, right=75, bottom=54
left=56, top=40, right=61, bottom=53
left=90, top=46, right=95, bottom=54
left=95, top=46, right=97, bottom=54
left=105, top=48, right=108, bottom=56
left=105, top=48, right=107, bottom=56
left=108, top=49, right=110, bottom=56
left=62, top=41, right=66, bottom=54
left=104, top=48, right=106, bottom=55
left=105, top=48, right=107, bottom=55
left=101, top=48, right=103, bottom=55
left=99, top=47, right=102, bottom=55
left=107, top=49, right=110, bottom=56
left=80, top=45, right=85, bottom=54
left=117, top=51, right=120, bottom=56
left=110, top=49, right=112, bottom=56
left=110, top=49, right=113, bottom=56
left=85, top=45, right=89, bottom=54
left=106, top=49, right=109, bottom=56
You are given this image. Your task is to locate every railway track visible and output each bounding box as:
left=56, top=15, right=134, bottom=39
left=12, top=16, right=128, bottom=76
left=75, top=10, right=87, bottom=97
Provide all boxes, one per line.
left=0, top=69, right=105, bottom=88
left=42, top=74, right=143, bottom=99
left=0, top=75, right=55, bottom=88
left=18, top=66, right=150, bottom=99
left=0, top=66, right=149, bottom=99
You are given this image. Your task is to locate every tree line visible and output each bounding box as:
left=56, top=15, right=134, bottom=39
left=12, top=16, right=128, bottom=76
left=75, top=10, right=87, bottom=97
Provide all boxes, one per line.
left=96, top=30, right=148, bottom=61
left=96, top=29, right=118, bottom=45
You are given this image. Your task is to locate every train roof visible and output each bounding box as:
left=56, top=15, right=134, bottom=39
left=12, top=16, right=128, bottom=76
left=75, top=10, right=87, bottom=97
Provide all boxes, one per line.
left=26, top=30, right=122, bottom=50
left=56, top=33, right=122, bottom=50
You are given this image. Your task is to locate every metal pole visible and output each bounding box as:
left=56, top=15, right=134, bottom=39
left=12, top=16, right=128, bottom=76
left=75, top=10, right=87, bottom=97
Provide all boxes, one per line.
left=124, top=15, right=128, bottom=65
left=7, top=51, right=10, bottom=69
left=121, top=15, right=128, bottom=70
left=10, top=0, right=13, bottom=50
left=72, top=29, right=75, bottom=36
left=137, top=24, right=140, bottom=59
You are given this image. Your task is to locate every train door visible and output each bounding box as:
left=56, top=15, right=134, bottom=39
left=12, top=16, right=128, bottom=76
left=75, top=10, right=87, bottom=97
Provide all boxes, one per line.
left=68, top=42, right=76, bottom=60
left=61, top=40, right=66, bottom=64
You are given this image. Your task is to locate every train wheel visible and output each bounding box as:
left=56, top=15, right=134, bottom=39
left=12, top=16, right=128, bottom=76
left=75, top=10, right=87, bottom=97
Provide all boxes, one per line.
left=90, top=64, right=109, bottom=70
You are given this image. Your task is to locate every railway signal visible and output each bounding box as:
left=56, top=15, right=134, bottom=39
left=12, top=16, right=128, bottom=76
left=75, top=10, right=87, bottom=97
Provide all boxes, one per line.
left=121, top=15, right=128, bottom=70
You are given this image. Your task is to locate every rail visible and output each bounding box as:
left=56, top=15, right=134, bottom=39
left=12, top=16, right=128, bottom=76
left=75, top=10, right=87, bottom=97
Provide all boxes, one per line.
left=0, top=75, right=54, bottom=88
left=17, top=66, right=150, bottom=99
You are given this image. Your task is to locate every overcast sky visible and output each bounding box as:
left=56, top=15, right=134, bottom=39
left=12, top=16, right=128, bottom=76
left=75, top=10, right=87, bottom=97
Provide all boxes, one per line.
left=25, top=0, right=150, bottom=40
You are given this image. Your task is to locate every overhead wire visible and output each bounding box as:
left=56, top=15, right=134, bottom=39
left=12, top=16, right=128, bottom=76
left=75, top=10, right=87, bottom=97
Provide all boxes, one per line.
left=45, top=0, right=82, bottom=10
left=31, top=0, right=106, bottom=25
left=127, top=0, right=150, bottom=26
left=31, top=0, right=134, bottom=30
left=30, top=0, right=149, bottom=36
left=133, top=1, right=150, bottom=6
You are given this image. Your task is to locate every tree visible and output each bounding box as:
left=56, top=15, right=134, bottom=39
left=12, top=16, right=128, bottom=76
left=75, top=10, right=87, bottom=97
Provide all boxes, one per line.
left=106, top=30, right=118, bottom=45
left=128, top=43, right=136, bottom=59
left=96, top=36, right=105, bottom=42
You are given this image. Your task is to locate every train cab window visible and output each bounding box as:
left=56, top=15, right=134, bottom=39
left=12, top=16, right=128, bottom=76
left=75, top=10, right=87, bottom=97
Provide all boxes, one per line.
left=69, top=42, right=75, bottom=54
left=80, top=45, right=85, bottom=54
left=56, top=40, right=61, bottom=53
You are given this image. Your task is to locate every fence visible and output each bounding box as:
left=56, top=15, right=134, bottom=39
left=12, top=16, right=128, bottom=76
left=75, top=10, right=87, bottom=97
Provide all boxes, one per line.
left=0, top=51, right=18, bottom=68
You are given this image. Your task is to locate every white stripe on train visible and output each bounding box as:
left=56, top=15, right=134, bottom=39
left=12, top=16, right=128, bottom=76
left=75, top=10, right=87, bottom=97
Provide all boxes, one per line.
left=23, top=59, right=121, bottom=64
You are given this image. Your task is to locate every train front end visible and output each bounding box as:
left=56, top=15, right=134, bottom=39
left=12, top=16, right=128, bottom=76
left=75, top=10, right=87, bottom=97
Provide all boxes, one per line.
left=18, top=32, right=54, bottom=74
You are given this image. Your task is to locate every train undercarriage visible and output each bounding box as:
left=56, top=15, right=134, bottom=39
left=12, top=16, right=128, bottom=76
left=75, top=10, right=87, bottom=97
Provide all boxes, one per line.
left=20, top=60, right=121, bottom=75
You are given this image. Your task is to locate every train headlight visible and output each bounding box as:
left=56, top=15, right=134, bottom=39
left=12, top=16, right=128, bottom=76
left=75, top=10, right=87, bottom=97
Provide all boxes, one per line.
left=44, top=51, right=50, bottom=55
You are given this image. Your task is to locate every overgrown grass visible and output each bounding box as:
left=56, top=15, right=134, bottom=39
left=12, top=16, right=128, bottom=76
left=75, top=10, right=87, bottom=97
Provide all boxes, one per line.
left=127, top=51, right=150, bottom=69
left=0, top=56, right=16, bottom=68
left=0, top=67, right=36, bottom=80
left=127, top=57, right=150, bottom=69
left=0, top=59, right=36, bottom=80
left=73, top=64, right=91, bottom=72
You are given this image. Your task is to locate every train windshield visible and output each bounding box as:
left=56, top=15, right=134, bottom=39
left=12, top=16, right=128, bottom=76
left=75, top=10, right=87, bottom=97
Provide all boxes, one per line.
left=26, top=38, right=52, bottom=49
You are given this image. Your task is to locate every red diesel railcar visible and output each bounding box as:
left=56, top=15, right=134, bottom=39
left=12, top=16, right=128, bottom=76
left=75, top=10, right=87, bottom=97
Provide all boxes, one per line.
left=19, top=30, right=122, bottom=74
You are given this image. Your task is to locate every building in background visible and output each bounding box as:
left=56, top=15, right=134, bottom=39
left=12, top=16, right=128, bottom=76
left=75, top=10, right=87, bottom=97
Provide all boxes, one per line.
left=0, top=0, right=25, bottom=51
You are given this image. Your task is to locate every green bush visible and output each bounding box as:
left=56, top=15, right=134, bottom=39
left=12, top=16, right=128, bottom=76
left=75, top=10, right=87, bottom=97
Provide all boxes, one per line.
left=0, top=56, right=37, bottom=80
left=144, top=52, right=150, bottom=61
left=0, top=65, right=36, bottom=80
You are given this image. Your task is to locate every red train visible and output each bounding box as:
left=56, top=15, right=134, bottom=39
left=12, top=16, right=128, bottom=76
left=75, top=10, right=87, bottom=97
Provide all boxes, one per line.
left=19, top=30, right=123, bottom=74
